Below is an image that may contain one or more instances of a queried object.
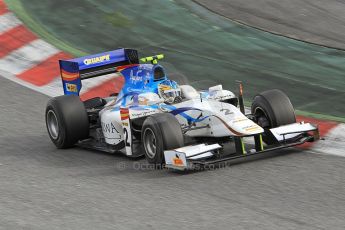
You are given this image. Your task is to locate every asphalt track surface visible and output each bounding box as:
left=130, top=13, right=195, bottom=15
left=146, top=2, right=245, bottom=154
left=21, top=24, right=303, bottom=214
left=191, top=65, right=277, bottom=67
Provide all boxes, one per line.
left=1, top=75, right=345, bottom=229
left=194, top=0, right=345, bottom=50
left=9, top=0, right=345, bottom=119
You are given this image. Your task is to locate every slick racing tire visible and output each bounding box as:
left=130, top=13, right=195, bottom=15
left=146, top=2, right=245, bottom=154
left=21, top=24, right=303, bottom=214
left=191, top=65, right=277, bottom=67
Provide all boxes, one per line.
left=142, top=113, right=184, bottom=165
left=46, top=95, right=89, bottom=148
left=251, top=89, right=296, bottom=144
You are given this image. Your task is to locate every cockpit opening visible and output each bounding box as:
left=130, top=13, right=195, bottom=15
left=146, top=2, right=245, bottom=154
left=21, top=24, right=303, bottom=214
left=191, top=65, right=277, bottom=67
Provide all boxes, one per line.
left=153, top=66, right=166, bottom=81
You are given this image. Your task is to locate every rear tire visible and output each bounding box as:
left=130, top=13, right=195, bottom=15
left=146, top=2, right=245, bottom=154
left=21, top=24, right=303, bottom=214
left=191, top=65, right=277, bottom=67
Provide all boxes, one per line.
left=141, top=113, right=184, bottom=165
left=45, top=95, right=89, bottom=148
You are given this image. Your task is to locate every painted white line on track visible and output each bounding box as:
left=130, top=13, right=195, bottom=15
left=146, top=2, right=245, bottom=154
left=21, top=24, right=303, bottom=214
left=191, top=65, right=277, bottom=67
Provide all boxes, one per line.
left=34, top=77, right=64, bottom=97
left=0, top=13, right=21, bottom=33
left=0, top=39, right=59, bottom=75
left=0, top=70, right=120, bottom=98
left=79, top=73, right=120, bottom=94
left=80, top=73, right=120, bottom=95
left=312, top=124, right=345, bottom=157
left=0, top=69, right=55, bottom=97
left=38, top=73, right=119, bottom=97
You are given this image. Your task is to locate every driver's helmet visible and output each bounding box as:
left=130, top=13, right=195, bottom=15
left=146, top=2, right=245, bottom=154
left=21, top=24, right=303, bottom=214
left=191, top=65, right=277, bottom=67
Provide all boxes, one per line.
left=158, top=80, right=182, bottom=104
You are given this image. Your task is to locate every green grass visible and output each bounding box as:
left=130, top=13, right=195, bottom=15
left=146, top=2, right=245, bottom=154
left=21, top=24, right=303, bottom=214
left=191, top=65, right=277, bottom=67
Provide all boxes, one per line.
left=4, top=0, right=86, bottom=57
left=295, top=110, right=345, bottom=123
left=104, top=11, right=133, bottom=28
left=243, top=101, right=345, bottom=122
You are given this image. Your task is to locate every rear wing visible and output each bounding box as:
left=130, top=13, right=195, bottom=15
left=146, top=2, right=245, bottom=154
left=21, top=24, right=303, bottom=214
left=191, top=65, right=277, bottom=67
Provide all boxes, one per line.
left=59, top=48, right=139, bottom=95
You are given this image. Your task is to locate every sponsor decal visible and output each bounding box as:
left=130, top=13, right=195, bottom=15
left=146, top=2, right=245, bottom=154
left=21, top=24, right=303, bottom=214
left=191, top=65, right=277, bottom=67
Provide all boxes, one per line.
left=130, top=110, right=156, bottom=118
left=233, top=117, right=247, bottom=123
left=244, top=125, right=261, bottom=132
left=120, top=108, right=130, bottom=120
left=101, top=122, right=119, bottom=134
left=213, top=95, right=231, bottom=100
left=129, top=70, right=143, bottom=84
left=83, top=54, right=110, bottom=65
left=172, top=154, right=184, bottom=166
left=130, top=75, right=142, bottom=83
left=66, top=83, right=78, bottom=93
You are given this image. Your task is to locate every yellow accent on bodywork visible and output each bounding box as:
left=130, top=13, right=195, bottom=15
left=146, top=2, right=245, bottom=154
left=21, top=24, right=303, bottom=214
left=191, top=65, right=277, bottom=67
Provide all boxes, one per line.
left=140, top=54, right=164, bottom=64
left=240, top=137, right=246, bottom=155
left=259, top=134, right=264, bottom=151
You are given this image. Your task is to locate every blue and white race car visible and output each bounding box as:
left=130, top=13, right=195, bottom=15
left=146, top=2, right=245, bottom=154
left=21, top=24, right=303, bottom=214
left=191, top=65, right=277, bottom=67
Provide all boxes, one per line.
left=45, top=48, right=319, bottom=170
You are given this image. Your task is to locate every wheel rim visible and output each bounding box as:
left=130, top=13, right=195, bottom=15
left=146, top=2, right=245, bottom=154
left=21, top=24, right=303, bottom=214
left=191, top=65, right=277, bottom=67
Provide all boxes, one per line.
left=143, top=128, right=157, bottom=159
left=254, top=107, right=271, bottom=128
left=47, top=110, right=59, bottom=140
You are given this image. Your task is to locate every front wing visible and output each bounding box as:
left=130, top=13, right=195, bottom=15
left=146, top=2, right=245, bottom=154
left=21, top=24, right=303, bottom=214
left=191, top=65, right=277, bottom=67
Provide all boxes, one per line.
left=164, top=122, right=319, bottom=170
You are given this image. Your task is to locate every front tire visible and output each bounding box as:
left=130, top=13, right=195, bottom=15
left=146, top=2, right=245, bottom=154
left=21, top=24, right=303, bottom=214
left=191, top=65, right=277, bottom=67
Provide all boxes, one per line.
left=141, top=113, right=184, bottom=165
left=251, top=89, right=296, bottom=128
left=251, top=89, right=296, bottom=144
left=45, top=95, right=89, bottom=148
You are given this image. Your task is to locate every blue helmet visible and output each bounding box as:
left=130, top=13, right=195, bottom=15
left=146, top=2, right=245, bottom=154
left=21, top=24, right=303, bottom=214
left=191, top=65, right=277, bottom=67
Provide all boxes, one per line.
left=158, top=80, right=182, bottom=104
